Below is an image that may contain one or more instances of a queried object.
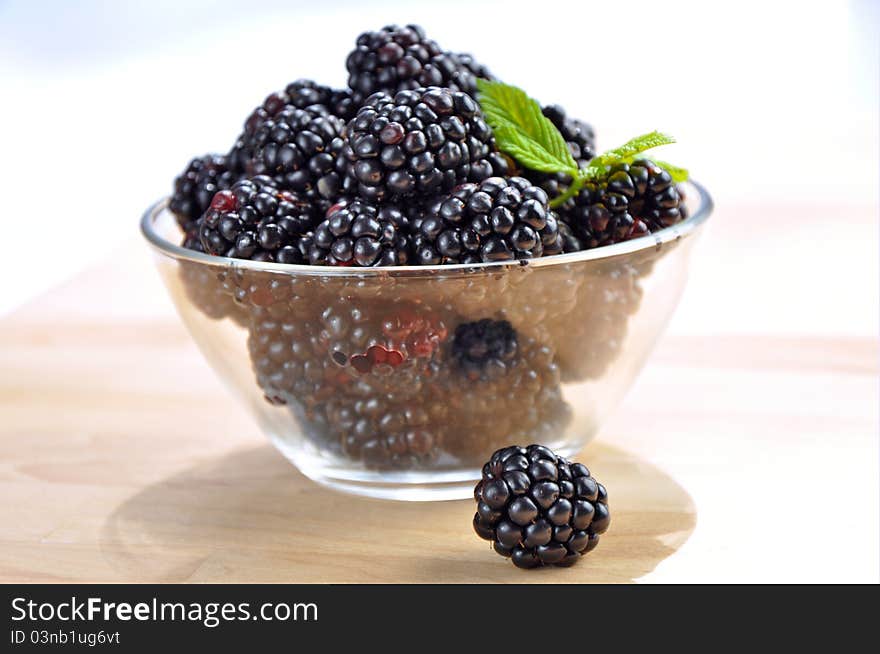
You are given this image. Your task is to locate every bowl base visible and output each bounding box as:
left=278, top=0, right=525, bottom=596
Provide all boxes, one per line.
left=270, top=435, right=588, bottom=502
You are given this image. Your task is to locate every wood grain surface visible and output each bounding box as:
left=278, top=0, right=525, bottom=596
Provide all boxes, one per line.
left=1, top=202, right=877, bottom=583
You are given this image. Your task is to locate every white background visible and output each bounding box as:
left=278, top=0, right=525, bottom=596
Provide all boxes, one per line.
left=0, top=0, right=876, bottom=318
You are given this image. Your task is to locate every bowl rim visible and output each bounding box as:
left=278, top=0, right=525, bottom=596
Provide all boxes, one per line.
left=141, top=179, right=713, bottom=275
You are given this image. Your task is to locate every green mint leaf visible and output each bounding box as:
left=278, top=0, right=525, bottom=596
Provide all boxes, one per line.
left=584, top=131, right=680, bottom=179
left=477, top=79, right=578, bottom=175
left=651, top=159, right=690, bottom=183
left=601, top=130, right=675, bottom=162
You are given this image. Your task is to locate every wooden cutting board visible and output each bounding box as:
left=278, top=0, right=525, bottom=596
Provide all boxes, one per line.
left=1, top=202, right=877, bottom=582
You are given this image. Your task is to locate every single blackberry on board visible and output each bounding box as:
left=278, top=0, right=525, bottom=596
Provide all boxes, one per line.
left=197, top=176, right=319, bottom=263
left=523, top=105, right=596, bottom=201
left=473, top=444, right=610, bottom=568
left=170, top=154, right=239, bottom=237
left=412, top=176, right=561, bottom=264
left=308, top=198, right=412, bottom=266
left=345, top=24, right=493, bottom=103
left=345, top=87, right=503, bottom=202
left=560, top=159, right=688, bottom=249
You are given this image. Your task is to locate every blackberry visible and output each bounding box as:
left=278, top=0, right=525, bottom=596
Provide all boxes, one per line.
left=181, top=224, right=205, bottom=252
left=473, top=444, right=610, bottom=568
left=178, top=260, right=249, bottom=326
left=316, top=298, right=448, bottom=371
left=545, top=258, right=649, bottom=382
left=412, top=176, right=561, bottom=264
left=282, top=79, right=356, bottom=121
left=345, top=87, right=503, bottom=202
left=524, top=105, right=596, bottom=201
left=324, top=384, right=449, bottom=469
left=442, top=334, right=570, bottom=463
left=227, top=82, right=353, bottom=200
left=243, top=104, right=347, bottom=202
left=308, top=198, right=412, bottom=266
left=170, top=154, right=239, bottom=238
left=561, top=159, right=688, bottom=249
left=247, top=307, right=333, bottom=406
left=451, top=319, right=518, bottom=381
left=246, top=295, right=452, bottom=467
left=345, top=24, right=493, bottom=103
left=197, top=176, right=319, bottom=262
left=318, top=299, right=450, bottom=468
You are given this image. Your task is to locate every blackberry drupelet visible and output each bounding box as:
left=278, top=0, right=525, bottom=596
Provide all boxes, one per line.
left=197, top=176, right=319, bottom=263
left=560, top=159, right=688, bottom=249
left=413, top=176, right=561, bottom=264
left=345, top=87, right=502, bottom=202
left=308, top=199, right=412, bottom=266
left=524, top=105, right=596, bottom=201
left=451, top=319, right=518, bottom=381
left=170, top=154, right=239, bottom=239
left=345, top=24, right=493, bottom=103
left=473, top=444, right=610, bottom=568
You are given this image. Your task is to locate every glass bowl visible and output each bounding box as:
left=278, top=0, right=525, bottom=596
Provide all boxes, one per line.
left=141, top=182, right=712, bottom=500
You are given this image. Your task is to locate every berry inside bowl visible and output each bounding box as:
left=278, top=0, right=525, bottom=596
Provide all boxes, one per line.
left=141, top=181, right=712, bottom=500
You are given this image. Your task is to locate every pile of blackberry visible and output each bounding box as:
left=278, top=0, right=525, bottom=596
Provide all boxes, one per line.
left=160, top=27, right=687, bottom=553
left=172, top=23, right=691, bottom=270
left=170, top=24, right=689, bottom=273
